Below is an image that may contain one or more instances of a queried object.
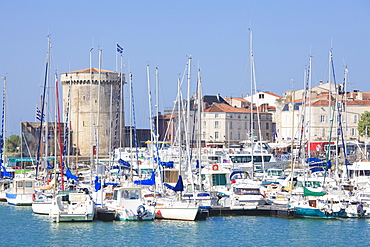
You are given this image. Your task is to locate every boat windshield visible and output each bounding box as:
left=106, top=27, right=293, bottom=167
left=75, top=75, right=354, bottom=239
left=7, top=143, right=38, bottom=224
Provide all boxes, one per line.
left=296, top=181, right=322, bottom=188
left=233, top=188, right=260, bottom=195
left=121, top=189, right=140, bottom=200
left=267, top=170, right=283, bottom=176
left=230, top=155, right=271, bottom=163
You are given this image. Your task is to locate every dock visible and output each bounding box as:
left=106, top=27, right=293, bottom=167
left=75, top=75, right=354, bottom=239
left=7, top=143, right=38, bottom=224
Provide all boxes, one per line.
left=208, top=204, right=295, bottom=218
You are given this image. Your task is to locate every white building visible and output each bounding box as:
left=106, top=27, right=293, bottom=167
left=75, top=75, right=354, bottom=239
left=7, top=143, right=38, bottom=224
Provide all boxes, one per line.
left=202, top=103, right=273, bottom=146
left=275, top=82, right=370, bottom=144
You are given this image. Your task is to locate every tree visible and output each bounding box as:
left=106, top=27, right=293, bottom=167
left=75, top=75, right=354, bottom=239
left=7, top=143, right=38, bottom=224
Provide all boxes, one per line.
left=5, top=135, right=20, bottom=153
left=358, top=111, right=370, bottom=137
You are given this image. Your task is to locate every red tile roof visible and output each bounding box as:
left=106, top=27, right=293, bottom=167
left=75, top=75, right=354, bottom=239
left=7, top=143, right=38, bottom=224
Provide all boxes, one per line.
left=225, top=97, right=250, bottom=102
left=263, top=91, right=281, bottom=98
left=204, top=103, right=269, bottom=114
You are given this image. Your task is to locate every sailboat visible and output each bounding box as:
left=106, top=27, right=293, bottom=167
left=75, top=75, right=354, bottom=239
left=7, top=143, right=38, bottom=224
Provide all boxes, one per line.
left=154, top=175, right=206, bottom=221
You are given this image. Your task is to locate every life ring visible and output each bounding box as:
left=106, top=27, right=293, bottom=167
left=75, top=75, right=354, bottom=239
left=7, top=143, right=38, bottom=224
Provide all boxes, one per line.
left=32, top=194, right=36, bottom=201
left=212, top=164, right=219, bottom=170
left=316, top=144, right=322, bottom=152
left=204, top=149, right=208, bottom=154
left=229, top=149, right=233, bottom=154
left=138, top=160, right=142, bottom=165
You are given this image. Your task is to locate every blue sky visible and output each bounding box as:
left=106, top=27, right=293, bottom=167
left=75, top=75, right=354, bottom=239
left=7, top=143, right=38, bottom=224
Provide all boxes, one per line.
left=0, top=1, right=369, bottom=135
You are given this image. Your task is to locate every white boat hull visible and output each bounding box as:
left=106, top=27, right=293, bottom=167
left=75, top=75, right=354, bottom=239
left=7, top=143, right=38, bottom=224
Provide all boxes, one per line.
left=49, top=192, right=96, bottom=222
left=6, top=193, right=33, bottom=206
left=155, top=206, right=199, bottom=221
left=32, top=200, right=53, bottom=214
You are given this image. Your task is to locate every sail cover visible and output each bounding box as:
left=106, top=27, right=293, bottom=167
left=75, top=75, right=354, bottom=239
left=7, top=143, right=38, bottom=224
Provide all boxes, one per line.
left=65, top=169, right=79, bottom=181
left=134, top=171, right=155, bottom=185
left=303, top=186, right=326, bottom=197
left=164, top=175, right=184, bottom=192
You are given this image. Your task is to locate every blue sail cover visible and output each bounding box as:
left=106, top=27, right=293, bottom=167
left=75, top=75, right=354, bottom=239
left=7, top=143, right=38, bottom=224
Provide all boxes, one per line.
left=164, top=175, right=184, bottom=192
left=95, top=176, right=101, bottom=192
left=47, top=161, right=53, bottom=169
left=307, top=157, right=331, bottom=169
left=118, top=159, right=131, bottom=167
left=159, top=161, right=174, bottom=168
left=1, top=165, right=12, bottom=178
left=65, top=169, right=79, bottom=181
left=134, top=171, right=155, bottom=185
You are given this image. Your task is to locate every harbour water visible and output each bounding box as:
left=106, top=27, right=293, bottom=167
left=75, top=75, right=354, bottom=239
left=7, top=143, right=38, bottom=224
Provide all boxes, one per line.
left=1, top=203, right=370, bottom=246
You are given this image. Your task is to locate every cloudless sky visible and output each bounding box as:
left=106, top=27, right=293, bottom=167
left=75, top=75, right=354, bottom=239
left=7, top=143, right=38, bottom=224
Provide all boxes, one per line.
left=0, top=1, right=369, bottom=135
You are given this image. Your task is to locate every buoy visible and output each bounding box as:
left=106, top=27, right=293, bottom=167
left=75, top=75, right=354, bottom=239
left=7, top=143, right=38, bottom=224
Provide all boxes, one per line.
left=212, top=164, right=219, bottom=170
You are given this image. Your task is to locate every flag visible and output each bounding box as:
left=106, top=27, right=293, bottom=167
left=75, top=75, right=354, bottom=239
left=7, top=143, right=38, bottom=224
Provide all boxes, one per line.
left=116, top=43, right=123, bottom=54
left=36, top=107, right=44, bottom=121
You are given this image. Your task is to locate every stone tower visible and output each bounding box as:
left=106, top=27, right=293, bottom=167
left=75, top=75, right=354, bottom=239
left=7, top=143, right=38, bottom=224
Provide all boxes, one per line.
left=60, top=68, right=125, bottom=158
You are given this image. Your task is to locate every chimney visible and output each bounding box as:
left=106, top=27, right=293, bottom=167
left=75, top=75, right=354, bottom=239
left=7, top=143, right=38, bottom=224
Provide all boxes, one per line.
left=357, top=91, right=363, bottom=100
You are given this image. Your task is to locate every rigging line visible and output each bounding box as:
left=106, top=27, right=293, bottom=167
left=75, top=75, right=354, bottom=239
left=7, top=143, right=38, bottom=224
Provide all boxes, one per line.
left=113, top=81, right=121, bottom=150
left=62, top=80, right=71, bottom=169
left=130, top=73, right=140, bottom=177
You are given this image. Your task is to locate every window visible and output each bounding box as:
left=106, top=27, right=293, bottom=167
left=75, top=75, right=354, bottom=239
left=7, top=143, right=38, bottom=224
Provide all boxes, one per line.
left=230, top=132, right=233, bottom=139
left=238, top=132, right=241, bottom=139
left=351, top=128, right=356, bottom=136
left=215, top=113, right=219, bottom=118
left=215, top=132, right=219, bottom=139
left=244, top=122, right=248, bottom=129
left=353, top=114, right=358, bottom=123
left=214, top=121, right=219, bottom=128
left=266, top=122, right=269, bottom=130
left=212, top=174, right=227, bottom=186
left=203, top=121, right=206, bottom=127
left=259, top=94, right=264, bottom=99
left=238, top=114, right=241, bottom=119
left=230, top=115, right=233, bottom=119
left=319, top=115, right=326, bottom=123
left=322, top=128, right=325, bottom=137
left=229, top=122, right=233, bottom=129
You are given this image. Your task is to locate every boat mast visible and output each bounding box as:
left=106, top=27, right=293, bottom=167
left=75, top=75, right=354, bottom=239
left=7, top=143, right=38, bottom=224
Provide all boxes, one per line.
left=119, top=53, right=124, bottom=148
left=196, top=68, right=203, bottom=188
left=0, top=76, right=6, bottom=178
left=96, top=49, right=102, bottom=165
left=56, top=72, right=64, bottom=191
left=249, top=29, right=255, bottom=178
left=89, top=47, right=94, bottom=185
left=36, top=36, right=51, bottom=180
left=155, top=67, right=159, bottom=143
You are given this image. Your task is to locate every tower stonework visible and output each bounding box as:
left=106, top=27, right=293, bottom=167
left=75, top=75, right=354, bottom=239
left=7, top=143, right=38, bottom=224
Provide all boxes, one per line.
left=60, top=68, right=125, bottom=158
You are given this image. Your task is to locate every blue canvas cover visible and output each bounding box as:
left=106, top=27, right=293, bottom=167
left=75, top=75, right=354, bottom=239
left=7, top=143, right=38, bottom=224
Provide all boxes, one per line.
left=65, top=169, right=79, bottom=181
left=164, top=175, right=184, bottom=192
left=134, top=171, right=155, bottom=185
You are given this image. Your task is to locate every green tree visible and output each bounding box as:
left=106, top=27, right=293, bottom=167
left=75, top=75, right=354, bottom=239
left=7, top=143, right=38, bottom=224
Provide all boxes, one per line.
left=358, top=111, right=370, bottom=137
left=5, top=135, right=20, bottom=153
